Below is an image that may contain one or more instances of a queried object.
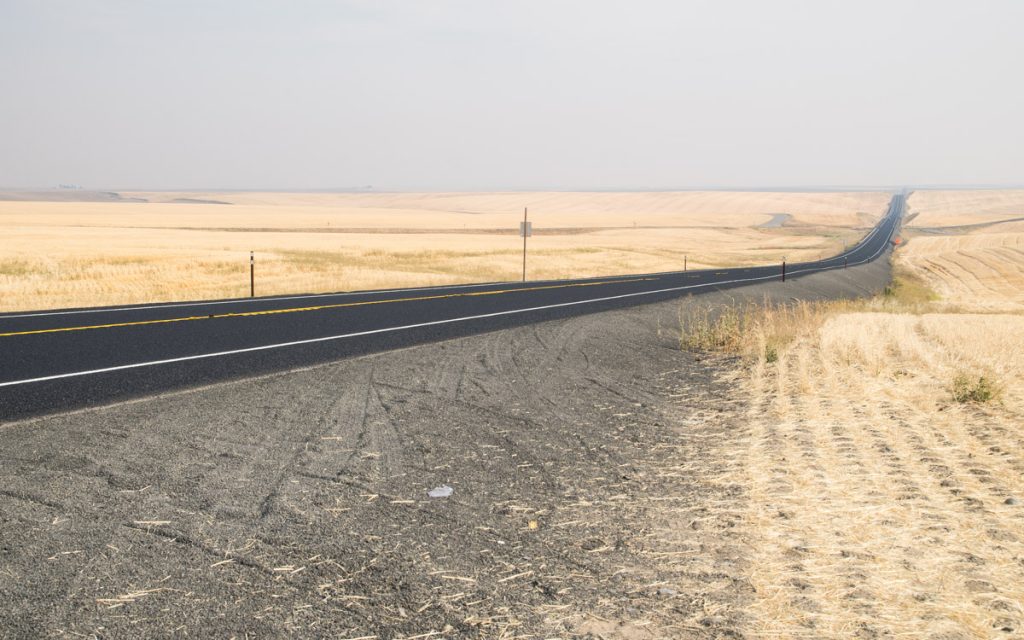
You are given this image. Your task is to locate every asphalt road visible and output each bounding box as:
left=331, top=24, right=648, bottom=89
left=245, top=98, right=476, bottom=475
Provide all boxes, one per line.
left=0, top=194, right=904, bottom=422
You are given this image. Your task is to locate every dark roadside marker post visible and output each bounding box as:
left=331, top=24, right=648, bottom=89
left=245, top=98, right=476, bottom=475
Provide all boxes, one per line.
left=250, top=251, right=255, bottom=297
left=684, top=255, right=687, bottom=272
left=519, top=207, right=532, bottom=282
left=782, top=257, right=786, bottom=282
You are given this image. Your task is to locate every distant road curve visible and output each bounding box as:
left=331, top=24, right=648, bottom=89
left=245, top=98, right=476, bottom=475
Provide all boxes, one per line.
left=0, top=194, right=904, bottom=421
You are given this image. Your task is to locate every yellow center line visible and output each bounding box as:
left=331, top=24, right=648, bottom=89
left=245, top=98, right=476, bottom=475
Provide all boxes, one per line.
left=0, top=277, right=654, bottom=338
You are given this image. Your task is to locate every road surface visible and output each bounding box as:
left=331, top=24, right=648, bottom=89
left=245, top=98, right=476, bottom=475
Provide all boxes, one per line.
left=0, top=194, right=904, bottom=421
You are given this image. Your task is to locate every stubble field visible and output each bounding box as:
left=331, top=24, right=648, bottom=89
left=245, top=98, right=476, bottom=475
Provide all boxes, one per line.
left=899, top=190, right=1024, bottom=311
left=709, top=189, right=1024, bottom=637
left=0, top=190, right=887, bottom=312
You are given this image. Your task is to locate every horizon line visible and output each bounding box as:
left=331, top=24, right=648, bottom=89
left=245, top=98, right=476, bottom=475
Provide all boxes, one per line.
left=2, top=183, right=1024, bottom=194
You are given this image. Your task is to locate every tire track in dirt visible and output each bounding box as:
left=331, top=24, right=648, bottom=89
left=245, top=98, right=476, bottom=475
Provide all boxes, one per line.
left=256, top=381, right=358, bottom=519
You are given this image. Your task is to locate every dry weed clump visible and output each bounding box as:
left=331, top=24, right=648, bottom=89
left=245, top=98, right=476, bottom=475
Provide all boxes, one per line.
left=882, top=266, right=939, bottom=305
left=679, top=267, right=958, bottom=367
left=680, top=298, right=859, bottom=365
left=950, top=372, right=1001, bottom=404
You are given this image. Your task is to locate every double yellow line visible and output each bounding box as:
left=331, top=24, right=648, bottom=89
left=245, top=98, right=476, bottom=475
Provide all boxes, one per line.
left=0, top=277, right=653, bottom=338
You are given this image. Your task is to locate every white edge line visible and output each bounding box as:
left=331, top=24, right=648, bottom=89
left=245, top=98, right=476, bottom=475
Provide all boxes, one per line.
left=0, top=215, right=896, bottom=390
left=0, top=201, right=898, bottom=320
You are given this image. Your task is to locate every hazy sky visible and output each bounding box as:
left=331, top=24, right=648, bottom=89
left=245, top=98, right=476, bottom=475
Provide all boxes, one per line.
left=1, top=1, right=1021, bottom=190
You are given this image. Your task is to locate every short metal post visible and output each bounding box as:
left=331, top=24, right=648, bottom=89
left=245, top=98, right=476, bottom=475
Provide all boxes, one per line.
left=782, top=259, right=786, bottom=282
left=684, top=255, right=687, bottom=272
left=250, top=251, right=255, bottom=297
left=522, top=208, right=528, bottom=282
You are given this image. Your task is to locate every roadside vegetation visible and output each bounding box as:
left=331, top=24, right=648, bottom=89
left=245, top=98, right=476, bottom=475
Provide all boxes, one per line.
left=682, top=267, right=945, bottom=361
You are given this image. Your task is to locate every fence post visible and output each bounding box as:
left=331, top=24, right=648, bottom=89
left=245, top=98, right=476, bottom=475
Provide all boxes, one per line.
left=522, top=208, right=528, bottom=282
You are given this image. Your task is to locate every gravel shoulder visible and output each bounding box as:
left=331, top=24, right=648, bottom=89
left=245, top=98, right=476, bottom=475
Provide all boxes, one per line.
left=0, top=258, right=890, bottom=638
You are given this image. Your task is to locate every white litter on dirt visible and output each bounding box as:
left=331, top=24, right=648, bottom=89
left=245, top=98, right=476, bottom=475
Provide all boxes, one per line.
left=428, top=485, right=453, bottom=498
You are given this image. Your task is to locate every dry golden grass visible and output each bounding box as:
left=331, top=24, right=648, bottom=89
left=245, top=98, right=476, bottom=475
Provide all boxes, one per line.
left=900, top=232, right=1024, bottom=312
left=679, top=193, right=1024, bottom=635
left=735, top=307, right=1024, bottom=637
left=898, top=190, right=1024, bottom=312
left=0, top=190, right=887, bottom=312
left=907, top=189, right=1024, bottom=227
left=680, top=188, right=1024, bottom=635
left=115, top=190, right=887, bottom=227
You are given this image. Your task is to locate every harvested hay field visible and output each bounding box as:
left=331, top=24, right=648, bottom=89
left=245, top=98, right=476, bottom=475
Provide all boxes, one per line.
left=900, top=231, right=1024, bottom=311
left=906, top=189, right=1024, bottom=227
left=733, top=310, right=1024, bottom=637
left=0, top=190, right=887, bottom=312
left=677, top=200, right=1024, bottom=636
left=899, top=190, right=1024, bottom=311
left=905, top=188, right=1024, bottom=311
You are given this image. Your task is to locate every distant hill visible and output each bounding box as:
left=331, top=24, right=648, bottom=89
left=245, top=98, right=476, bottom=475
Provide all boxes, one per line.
left=0, top=190, right=148, bottom=203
